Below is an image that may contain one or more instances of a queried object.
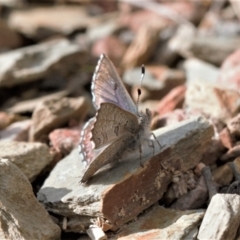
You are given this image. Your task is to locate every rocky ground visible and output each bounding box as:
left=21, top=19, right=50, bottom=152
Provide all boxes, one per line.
left=1, top=1, right=240, bottom=239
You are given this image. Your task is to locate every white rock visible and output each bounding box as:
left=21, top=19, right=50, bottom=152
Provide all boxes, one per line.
left=198, top=193, right=240, bottom=240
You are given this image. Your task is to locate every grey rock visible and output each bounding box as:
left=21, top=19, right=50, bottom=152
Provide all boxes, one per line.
left=114, top=205, right=204, bottom=240
left=29, top=96, right=89, bottom=142
left=0, top=39, right=84, bottom=87
left=0, top=141, right=52, bottom=182
left=0, top=158, right=61, bottom=240
left=38, top=116, right=213, bottom=232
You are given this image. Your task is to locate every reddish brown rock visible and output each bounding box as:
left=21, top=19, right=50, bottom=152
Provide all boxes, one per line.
left=49, top=127, right=80, bottom=155
left=227, top=113, right=240, bottom=138
left=30, top=97, right=89, bottom=142
left=121, top=22, right=165, bottom=69
left=218, top=48, right=240, bottom=89
left=91, top=35, right=127, bottom=65
left=156, top=85, right=186, bottom=115
left=212, top=164, right=234, bottom=186
left=219, top=127, right=234, bottom=150
left=201, top=138, right=225, bottom=165
left=38, top=117, right=213, bottom=232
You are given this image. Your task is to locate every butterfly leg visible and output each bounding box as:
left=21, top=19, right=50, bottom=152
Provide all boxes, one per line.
left=151, top=132, right=162, bottom=149
left=139, top=143, right=144, bottom=168
left=148, top=139, right=155, bottom=156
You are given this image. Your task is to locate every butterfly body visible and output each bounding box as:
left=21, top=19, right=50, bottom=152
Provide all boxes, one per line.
left=79, top=54, right=152, bottom=183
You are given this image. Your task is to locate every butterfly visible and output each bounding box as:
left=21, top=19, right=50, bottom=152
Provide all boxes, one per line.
left=79, top=54, right=159, bottom=183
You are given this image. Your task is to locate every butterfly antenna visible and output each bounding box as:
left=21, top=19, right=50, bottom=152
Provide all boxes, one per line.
left=137, top=65, right=145, bottom=113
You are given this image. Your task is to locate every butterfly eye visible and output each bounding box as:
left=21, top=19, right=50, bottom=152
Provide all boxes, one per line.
left=138, top=88, right=141, bottom=96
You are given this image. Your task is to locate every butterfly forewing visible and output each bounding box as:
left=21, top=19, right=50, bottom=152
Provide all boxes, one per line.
left=92, top=102, right=138, bottom=148
left=92, top=54, right=137, bottom=114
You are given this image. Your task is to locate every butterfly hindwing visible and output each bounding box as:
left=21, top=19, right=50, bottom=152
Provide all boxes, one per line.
left=92, top=102, right=138, bottom=148
left=80, top=132, right=133, bottom=183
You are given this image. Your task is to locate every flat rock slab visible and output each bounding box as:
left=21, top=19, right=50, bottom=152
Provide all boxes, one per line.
left=37, top=116, right=213, bottom=232
left=0, top=38, right=84, bottom=87
left=8, top=6, right=96, bottom=40
left=0, top=141, right=52, bottom=182
left=0, top=158, right=60, bottom=240
left=115, top=205, right=204, bottom=240
left=30, top=96, right=89, bottom=142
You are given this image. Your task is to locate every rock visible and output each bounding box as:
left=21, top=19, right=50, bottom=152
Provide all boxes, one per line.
left=201, top=138, right=225, bottom=165
left=227, top=113, right=240, bottom=138
left=156, top=85, right=186, bottom=115
left=212, top=164, right=234, bottom=186
left=151, top=109, right=186, bottom=130
left=0, top=119, right=31, bottom=142
left=169, top=176, right=208, bottom=210
left=0, top=0, right=24, bottom=7
left=184, top=58, right=219, bottom=84
left=29, top=97, right=89, bottom=142
left=121, top=22, right=165, bottom=69
left=119, top=10, right=169, bottom=32
left=115, top=205, right=204, bottom=240
left=171, top=25, right=240, bottom=65
left=0, top=19, right=22, bottom=50
left=87, top=226, right=107, bottom=240
left=49, top=127, right=80, bottom=156
left=7, top=90, right=69, bottom=114
left=198, top=194, right=240, bottom=240
left=185, top=81, right=240, bottom=122
left=0, top=39, right=84, bottom=88
left=123, top=65, right=185, bottom=102
left=220, top=145, right=240, bottom=162
left=86, top=12, right=120, bottom=43
left=218, top=49, right=240, bottom=90
left=0, top=158, right=61, bottom=240
left=219, top=127, right=234, bottom=149
left=0, top=111, right=25, bottom=130
left=37, top=116, right=213, bottom=232
left=91, top=35, right=127, bottom=65
left=8, top=6, right=96, bottom=40
left=0, top=141, right=52, bottom=182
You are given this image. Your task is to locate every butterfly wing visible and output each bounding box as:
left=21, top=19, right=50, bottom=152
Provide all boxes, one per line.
left=79, top=118, right=96, bottom=167
left=92, top=102, right=138, bottom=148
left=80, top=132, right=133, bottom=183
left=92, top=54, right=137, bottom=114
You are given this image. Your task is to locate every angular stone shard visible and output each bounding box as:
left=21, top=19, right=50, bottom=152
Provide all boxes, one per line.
left=0, top=39, right=84, bottom=88
left=0, top=141, right=52, bottom=182
left=198, top=194, right=240, bottom=240
left=38, top=116, right=213, bottom=232
left=0, top=158, right=61, bottom=240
